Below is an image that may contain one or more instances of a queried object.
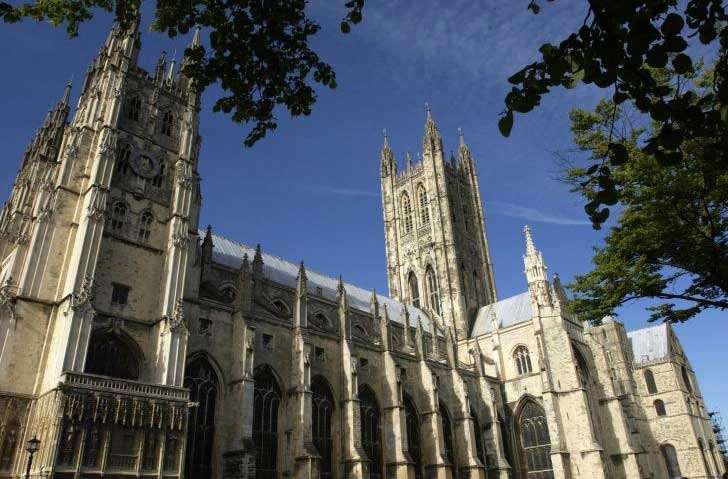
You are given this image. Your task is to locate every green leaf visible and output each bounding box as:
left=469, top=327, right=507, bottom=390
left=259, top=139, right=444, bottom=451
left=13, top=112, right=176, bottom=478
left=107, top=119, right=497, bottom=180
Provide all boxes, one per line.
left=672, top=54, right=693, bottom=74
left=660, top=13, right=685, bottom=36
left=498, top=110, right=514, bottom=137
left=608, top=142, right=629, bottom=166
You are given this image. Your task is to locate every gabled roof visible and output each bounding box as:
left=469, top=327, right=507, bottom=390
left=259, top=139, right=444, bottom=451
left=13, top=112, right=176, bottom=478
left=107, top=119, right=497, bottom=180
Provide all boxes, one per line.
left=206, top=232, right=429, bottom=328
left=470, top=291, right=533, bottom=337
left=627, top=323, right=669, bottom=365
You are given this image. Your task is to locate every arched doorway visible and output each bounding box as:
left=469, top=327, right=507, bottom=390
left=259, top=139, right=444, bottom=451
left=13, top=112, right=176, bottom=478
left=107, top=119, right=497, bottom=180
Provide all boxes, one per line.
left=403, top=394, right=422, bottom=479
left=359, top=385, right=382, bottom=479
left=184, top=357, right=219, bottom=479
left=516, top=400, right=554, bottom=479
left=439, top=402, right=455, bottom=467
left=312, top=376, right=335, bottom=479
left=84, top=330, right=141, bottom=380
left=254, top=366, right=282, bottom=479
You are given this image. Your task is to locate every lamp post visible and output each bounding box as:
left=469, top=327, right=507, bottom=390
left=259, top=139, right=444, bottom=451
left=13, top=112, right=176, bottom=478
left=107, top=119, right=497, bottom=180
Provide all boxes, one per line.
left=25, top=435, right=40, bottom=479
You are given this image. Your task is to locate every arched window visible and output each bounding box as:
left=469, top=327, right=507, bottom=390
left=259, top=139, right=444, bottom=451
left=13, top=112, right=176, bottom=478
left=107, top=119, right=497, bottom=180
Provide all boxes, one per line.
left=359, top=386, right=382, bottom=479
left=152, top=162, right=165, bottom=188
left=271, top=299, right=289, bottom=316
left=401, top=193, right=413, bottom=234
left=0, top=418, right=19, bottom=472
left=574, top=346, right=589, bottom=388
left=254, top=366, right=281, bottom=479
left=513, top=346, right=533, bottom=375
left=425, top=265, right=440, bottom=315
left=681, top=365, right=693, bottom=393
left=184, top=357, right=219, bottom=479
left=403, top=394, right=422, bottom=479
left=654, top=399, right=667, bottom=417
left=439, top=403, right=455, bottom=466
left=517, top=401, right=553, bottom=478
left=661, top=444, right=682, bottom=479
left=116, top=144, right=132, bottom=175
left=417, top=185, right=429, bottom=225
left=698, top=439, right=712, bottom=476
left=311, top=376, right=334, bottom=479
left=644, top=369, right=657, bottom=394
left=138, top=211, right=153, bottom=242
left=85, top=331, right=141, bottom=380
left=111, top=202, right=127, bottom=231
left=470, top=408, right=487, bottom=467
left=408, top=272, right=420, bottom=309
left=161, top=111, right=174, bottom=137
left=709, top=441, right=721, bottom=477
left=127, top=96, right=141, bottom=121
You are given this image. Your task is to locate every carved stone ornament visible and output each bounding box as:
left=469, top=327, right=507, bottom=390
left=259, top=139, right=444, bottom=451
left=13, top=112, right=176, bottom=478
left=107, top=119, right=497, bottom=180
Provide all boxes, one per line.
left=65, top=142, right=79, bottom=160
left=71, top=275, right=95, bottom=313
left=174, top=160, right=194, bottom=190
left=173, top=233, right=189, bottom=249
left=130, top=153, right=161, bottom=179
left=86, top=187, right=108, bottom=222
left=166, top=298, right=187, bottom=333
left=0, top=277, right=17, bottom=325
left=97, top=129, right=117, bottom=158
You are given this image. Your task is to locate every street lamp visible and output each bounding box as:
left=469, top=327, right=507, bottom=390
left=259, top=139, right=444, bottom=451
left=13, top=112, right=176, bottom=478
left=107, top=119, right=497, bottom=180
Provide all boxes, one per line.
left=25, top=435, right=40, bottom=479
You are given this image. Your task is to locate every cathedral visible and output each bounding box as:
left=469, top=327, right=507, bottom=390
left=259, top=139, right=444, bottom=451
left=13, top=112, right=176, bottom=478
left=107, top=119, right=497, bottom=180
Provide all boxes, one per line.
left=0, top=20, right=724, bottom=479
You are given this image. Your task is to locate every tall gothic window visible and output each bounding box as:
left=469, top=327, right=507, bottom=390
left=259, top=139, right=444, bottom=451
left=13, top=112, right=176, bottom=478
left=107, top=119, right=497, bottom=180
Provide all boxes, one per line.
left=116, top=145, right=132, bottom=175
left=472, top=270, right=480, bottom=307
left=0, top=418, right=19, bottom=472
left=417, top=185, right=429, bottom=225
left=359, top=386, right=382, bottom=479
left=681, top=365, right=693, bottom=393
left=654, top=399, right=667, bottom=417
left=471, top=408, right=487, bottom=467
left=517, top=401, right=554, bottom=479
left=404, top=394, right=422, bottom=479
left=660, top=444, right=682, bottom=479
left=161, top=111, right=174, bottom=137
left=426, top=265, right=440, bottom=315
left=184, top=357, right=219, bottom=479
left=514, top=346, right=533, bottom=375
left=152, top=162, right=165, bottom=188
left=111, top=202, right=127, bottom=231
left=138, top=211, right=153, bottom=242
left=127, top=96, right=141, bottom=121
left=401, top=193, right=413, bottom=234
left=85, top=331, right=141, bottom=380
left=253, top=366, right=281, bottom=479
left=439, top=403, right=455, bottom=466
left=644, top=369, right=658, bottom=394
left=312, top=376, right=334, bottom=479
left=408, top=272, right=420, bottom=309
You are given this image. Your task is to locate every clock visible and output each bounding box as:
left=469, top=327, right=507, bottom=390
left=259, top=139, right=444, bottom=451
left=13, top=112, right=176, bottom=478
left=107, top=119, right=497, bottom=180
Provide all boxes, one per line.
left=130, top=154, right=161, bottom=179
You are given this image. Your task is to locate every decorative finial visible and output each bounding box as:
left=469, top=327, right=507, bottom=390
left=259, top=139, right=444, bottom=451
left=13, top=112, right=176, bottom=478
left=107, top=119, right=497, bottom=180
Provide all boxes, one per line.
left=458, top=127, right=465, bottom=147
left=523, top=225, right=537, bottom=256
left=425, top=101, right=432, bottom=121
left=382, top=128, right=390, bottom=149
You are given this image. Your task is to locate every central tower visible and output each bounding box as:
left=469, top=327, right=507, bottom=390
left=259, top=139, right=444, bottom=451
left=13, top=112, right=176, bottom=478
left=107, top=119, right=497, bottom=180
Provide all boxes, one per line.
left=380, top=108, right=497, bottom=337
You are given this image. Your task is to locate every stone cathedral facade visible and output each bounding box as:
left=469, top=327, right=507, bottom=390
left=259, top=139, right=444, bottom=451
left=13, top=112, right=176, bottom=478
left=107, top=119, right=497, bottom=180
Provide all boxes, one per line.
left=0, top=20, right=724, bottom=479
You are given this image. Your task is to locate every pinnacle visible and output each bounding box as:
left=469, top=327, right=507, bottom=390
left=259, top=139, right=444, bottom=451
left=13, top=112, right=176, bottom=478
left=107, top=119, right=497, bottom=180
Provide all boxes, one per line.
left=523, top=225, right=537, bottom=256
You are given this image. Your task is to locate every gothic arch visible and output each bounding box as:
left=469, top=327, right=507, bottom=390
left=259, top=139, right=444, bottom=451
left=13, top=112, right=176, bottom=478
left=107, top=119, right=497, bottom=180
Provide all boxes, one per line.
left=408, top=271, right=420, bottom=309
left=644, top=369, right=658, bottom=394
left=660, top=443, right=682, bottom=478
left=137, top=209, right=154, bottom=242
left=359, top=384, right=383, bottom=479
left=187, top=350, right=227, bottom=389
left=311, top=375, right=335, bottom=479
left=84, top=328, right=143, bottom=380
left=184, top=356, right=220, bottom=479
left=254, top=365, right=283, bottom=479
left=425, top=265, right=440, bottom=316
left=513, top=397, right=554, bottom=479
left=401, top=192, right=413, bottom=234
left=512, top=345, right=533, bottom=376
left=439, top=402, right=455, bottom=467
left=416, top=183, right=429, bottom=225
left=403, top=393, right=422, bottom=479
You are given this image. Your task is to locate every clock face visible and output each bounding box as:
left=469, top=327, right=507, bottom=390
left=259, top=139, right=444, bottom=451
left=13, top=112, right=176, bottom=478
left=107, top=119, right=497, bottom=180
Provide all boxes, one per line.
left=130, top=154, right=161, bottom=179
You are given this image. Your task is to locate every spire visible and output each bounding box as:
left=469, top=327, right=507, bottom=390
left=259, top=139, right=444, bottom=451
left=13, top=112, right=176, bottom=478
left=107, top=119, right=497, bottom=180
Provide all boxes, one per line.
left=155, top=50, right=167, bottom=82
left=523, top=225, right=537, bottom=257
left=296, top=261, right=307, bottom=294
left=61, top=82, right=72, bottom=106
left=406, top=152, right=413, bottom=170
left=380, top=128, right=396, bottom=177
left=423, top=102, right=442, bottom=151
left=252, top=244, right=264, bottom=276
left=370, top=289, right=379, bottom=319
left=457, top=127, right=473, bottom=163
left=167, top=53, right=176, bottom=82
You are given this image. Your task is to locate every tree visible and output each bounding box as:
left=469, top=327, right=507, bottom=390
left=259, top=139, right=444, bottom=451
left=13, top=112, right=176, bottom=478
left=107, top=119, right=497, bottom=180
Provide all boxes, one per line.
left=565, top=67, right=728, bottom=323
left=0, top=0, right=365, bottom=147
left=501, top=0, right=728, bottom=228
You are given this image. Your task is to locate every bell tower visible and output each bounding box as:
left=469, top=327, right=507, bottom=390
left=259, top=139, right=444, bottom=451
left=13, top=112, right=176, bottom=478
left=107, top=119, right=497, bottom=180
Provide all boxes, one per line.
left=380, top=107, right=497, bottom=338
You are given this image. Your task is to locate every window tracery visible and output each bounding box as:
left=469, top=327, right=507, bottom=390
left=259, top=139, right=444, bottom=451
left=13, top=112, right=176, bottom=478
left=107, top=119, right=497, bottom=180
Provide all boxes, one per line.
left=254, top=366, right=281, bottom=479
left=161, top=111, right=174, bottom=137
left=426, top=265, right=440, bottom=315
left=401, top=193, right=413, bottom=234
left=403, top=394, right=422, bottom=479
left=517, top=401, right=554, bottom=479
left=127, top=96, right=141, bottom=121
left=417, top=185, right=429, bottom=225
left=138, top=211, right=153, bottom=242
left=84, top=331, right=141, bottom=380
left=312, top=376, right=334, bottom=479
left=408, top=272, right=420, bottom=309
left=514, top=346, right=533, bottom=375
left=184, top=357, right=218, bottom=479
left=116, top=145, right=132, bottom=176
left=111, top=202, right=127, bottom=231
left=359, top=386, right=382, bottom=479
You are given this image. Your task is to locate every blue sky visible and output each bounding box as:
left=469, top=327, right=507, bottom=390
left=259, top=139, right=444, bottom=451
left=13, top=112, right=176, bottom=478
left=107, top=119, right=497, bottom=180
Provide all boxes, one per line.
left=1, top=1, right=725, bottom=415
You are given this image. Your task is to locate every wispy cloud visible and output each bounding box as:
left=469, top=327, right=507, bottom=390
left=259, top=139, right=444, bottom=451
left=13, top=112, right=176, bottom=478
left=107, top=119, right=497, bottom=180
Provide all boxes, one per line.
left=303, top=186, right=379, bottom=198
left=488, top=201, right=589, bottom=226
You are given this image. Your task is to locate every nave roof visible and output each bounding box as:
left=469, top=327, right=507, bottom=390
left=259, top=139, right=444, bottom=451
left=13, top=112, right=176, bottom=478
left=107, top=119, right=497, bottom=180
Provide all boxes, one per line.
left=469, top=291, right=533, bottom=337
left=205, top=232, right=430, bottom=329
